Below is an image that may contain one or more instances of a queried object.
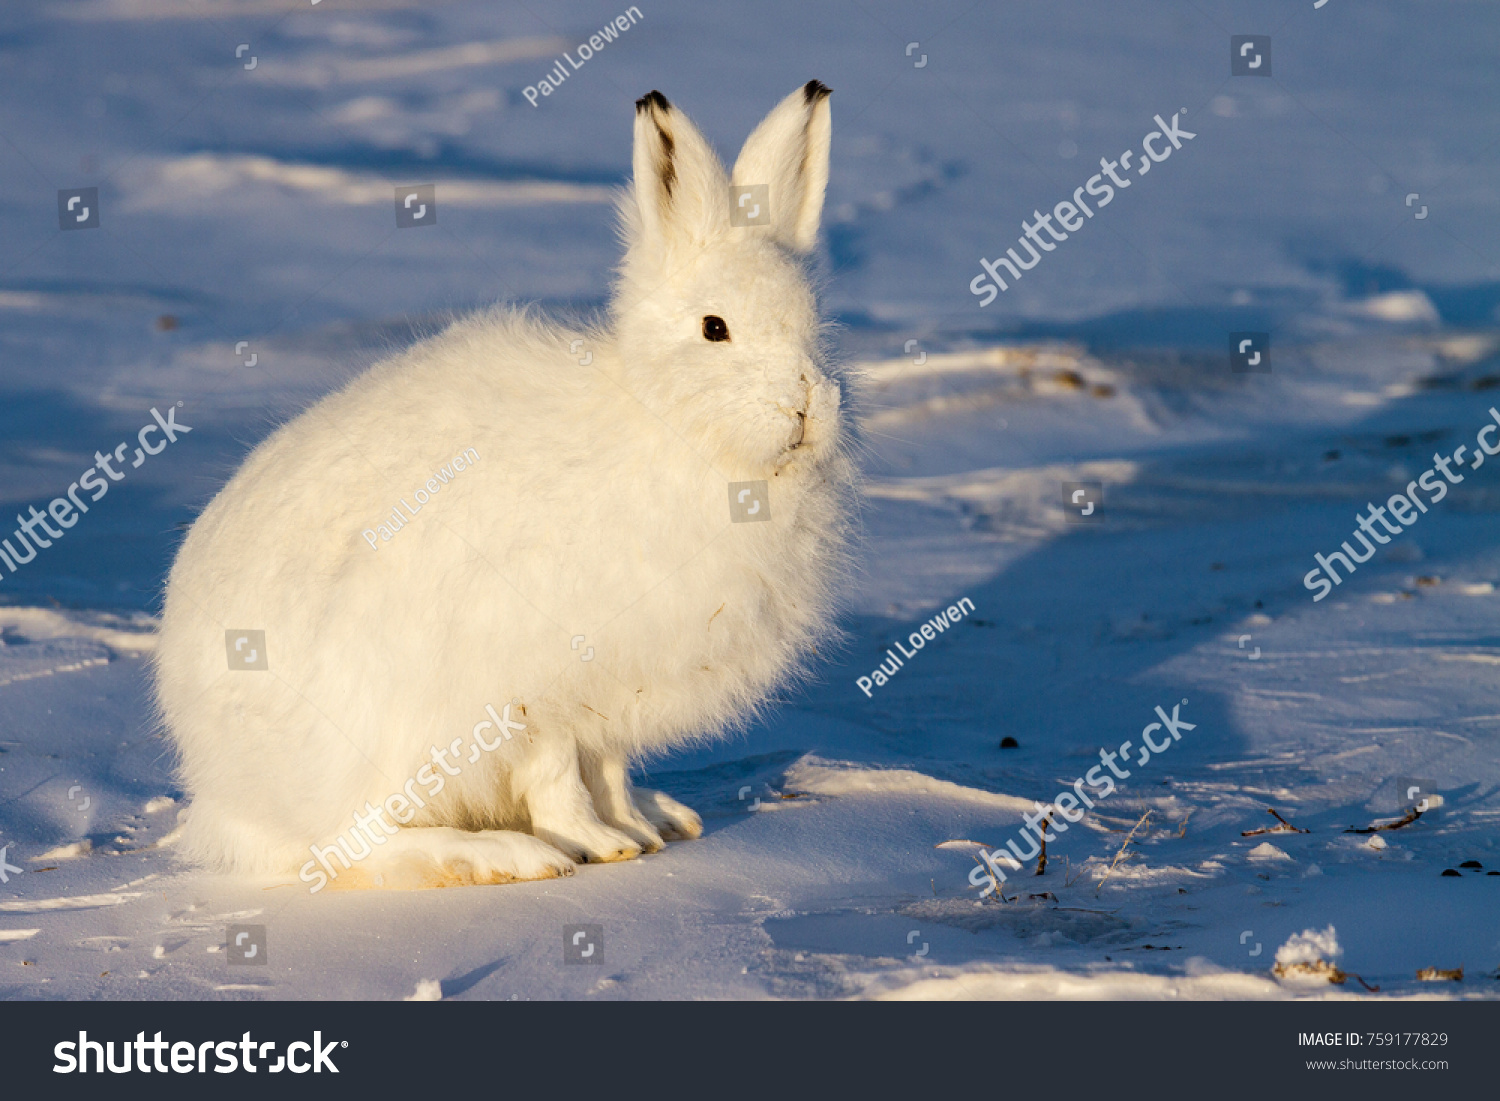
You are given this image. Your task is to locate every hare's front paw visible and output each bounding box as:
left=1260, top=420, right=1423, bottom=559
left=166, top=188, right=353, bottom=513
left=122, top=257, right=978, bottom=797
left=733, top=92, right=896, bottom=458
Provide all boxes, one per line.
left=531, top=818, right=642, bottom=864
left=632, top=789, right=703, bottom=841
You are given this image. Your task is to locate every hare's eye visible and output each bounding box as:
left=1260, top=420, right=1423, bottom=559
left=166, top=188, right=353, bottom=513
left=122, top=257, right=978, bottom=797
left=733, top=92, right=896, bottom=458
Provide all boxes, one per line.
left=702, top=315, right=730, bottom=342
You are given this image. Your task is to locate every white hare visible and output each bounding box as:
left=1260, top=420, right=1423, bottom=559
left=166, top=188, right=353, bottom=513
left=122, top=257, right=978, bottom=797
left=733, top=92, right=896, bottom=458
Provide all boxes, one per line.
left=153, top=82, right=855, bottom=891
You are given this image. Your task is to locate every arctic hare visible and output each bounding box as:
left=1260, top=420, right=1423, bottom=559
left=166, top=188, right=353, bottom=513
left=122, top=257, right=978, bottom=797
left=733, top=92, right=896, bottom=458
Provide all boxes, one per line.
left=153, top=82, right=854, bottom=891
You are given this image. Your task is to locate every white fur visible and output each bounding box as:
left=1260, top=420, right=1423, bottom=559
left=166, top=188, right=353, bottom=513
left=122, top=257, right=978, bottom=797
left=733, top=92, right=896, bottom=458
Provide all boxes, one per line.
left=152, top=83, right=855, bottom=890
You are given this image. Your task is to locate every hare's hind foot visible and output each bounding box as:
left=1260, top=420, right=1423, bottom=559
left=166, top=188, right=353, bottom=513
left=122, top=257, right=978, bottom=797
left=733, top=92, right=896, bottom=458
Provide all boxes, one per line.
left=632, top=789, right=703, bottom=841
left=336, top=827, right=575, bottom=890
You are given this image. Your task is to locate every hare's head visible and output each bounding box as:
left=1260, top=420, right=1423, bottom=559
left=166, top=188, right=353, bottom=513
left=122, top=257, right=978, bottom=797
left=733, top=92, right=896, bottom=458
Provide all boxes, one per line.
left=611, top=83, right=842, bottom=472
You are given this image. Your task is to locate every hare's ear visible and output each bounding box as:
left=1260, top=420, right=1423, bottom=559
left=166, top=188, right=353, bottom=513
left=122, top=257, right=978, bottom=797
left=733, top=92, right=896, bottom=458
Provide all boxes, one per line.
left=629, top=91, right=729, bottom=255
left=730, top=81, right=832, bottom=253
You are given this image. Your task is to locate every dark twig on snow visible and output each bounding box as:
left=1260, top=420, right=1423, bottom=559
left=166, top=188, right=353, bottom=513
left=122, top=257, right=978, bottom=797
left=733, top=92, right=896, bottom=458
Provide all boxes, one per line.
left=1242, top=807, right=1310, bottom=837
left=1345, top=806, right=1423, bottom=834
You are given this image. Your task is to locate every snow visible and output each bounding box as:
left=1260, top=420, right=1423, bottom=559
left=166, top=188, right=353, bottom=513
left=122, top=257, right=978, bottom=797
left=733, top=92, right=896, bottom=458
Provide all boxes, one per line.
left=784, top=757, right=1035, bottom=812
left=3, top=0, right=1500, bottom=1000
left=1276, top=925, right=1342, bottom=968
left=404, top=979, right=443, bottom=1002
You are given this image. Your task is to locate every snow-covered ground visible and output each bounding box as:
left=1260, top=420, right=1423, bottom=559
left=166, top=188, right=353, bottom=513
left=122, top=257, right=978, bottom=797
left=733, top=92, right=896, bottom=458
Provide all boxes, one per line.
left=2, top=0, right=1499, bottom=1000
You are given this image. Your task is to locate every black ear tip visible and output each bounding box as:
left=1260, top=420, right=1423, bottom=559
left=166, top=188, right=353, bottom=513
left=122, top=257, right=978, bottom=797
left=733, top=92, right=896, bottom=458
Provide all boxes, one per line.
left=635, top=90, right=671, bottom=114
left=803, top=80, right=832, bottom=103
